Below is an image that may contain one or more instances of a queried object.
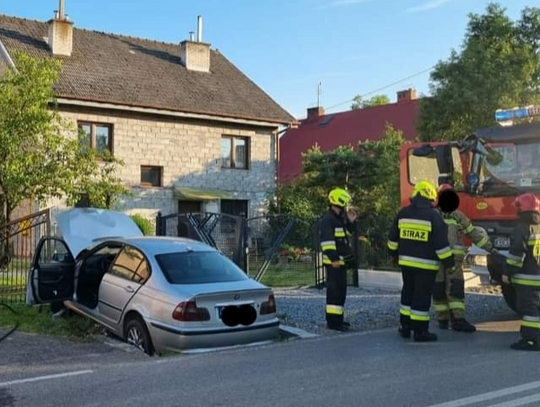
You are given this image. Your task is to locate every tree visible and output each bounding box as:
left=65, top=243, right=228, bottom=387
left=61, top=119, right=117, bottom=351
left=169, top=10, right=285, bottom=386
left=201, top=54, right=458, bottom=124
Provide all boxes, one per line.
left=351, top=94, right=390, bottom=110
left=418, top=3, right=540, bottom=141
left=0, top=52, right=127, bottom=224
left=270, top=125, right=404, bottom=260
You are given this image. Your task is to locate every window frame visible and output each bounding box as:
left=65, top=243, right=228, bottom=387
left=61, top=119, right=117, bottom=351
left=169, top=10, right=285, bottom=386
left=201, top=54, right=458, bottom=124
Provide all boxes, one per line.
left=140, top=165, right=163, bottom=188
left=77, top=121, right=114, bottom=156
left=221, top=135, right=250, bottom=170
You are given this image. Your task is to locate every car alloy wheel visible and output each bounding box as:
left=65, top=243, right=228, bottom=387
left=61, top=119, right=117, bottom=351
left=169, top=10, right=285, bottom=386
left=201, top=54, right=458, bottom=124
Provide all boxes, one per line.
left=125, top=317, right=154, bottom=356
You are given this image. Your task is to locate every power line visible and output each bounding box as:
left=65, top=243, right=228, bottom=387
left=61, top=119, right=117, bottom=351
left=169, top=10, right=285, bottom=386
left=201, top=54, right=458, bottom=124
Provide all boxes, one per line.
left=325, top=65, right=436, bottom=112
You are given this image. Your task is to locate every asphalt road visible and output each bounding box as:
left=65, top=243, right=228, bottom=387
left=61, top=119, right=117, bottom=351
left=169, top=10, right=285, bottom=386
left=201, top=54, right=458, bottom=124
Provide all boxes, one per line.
left=2, top=315, right=540, bottom=407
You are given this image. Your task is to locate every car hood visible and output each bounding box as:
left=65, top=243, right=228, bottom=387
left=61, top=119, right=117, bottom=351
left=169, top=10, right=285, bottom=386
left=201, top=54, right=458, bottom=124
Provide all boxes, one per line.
left=56, top=208, right=143, bottom=258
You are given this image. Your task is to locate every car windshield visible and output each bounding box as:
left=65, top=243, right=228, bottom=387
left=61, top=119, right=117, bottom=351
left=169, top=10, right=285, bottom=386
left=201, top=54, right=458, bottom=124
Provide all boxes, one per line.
left=479, top=141, right=540, bottom=195
left=155, top=251, right=249, bottom=284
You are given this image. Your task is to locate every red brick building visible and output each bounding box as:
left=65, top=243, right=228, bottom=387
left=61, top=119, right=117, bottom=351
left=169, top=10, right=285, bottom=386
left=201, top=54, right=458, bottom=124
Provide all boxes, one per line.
left=279, top=89, right=420, bottom=182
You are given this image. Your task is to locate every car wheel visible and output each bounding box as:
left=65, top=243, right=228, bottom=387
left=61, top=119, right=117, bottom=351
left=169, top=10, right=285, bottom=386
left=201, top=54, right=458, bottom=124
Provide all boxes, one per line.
left=125, top=317, right=154, bottom=356
left=501, top=283, right=518, bottom=314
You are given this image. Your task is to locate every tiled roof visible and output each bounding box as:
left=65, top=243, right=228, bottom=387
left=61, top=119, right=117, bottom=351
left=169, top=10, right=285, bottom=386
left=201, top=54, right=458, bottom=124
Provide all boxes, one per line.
left=0, top=14, right=295, bottom=124
left=279, top=99, right=420, bottom=181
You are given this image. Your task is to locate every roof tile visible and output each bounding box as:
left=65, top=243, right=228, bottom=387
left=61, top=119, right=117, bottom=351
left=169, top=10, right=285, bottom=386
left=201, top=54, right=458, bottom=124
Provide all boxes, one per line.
left=0, top=14, right=295, bottom=124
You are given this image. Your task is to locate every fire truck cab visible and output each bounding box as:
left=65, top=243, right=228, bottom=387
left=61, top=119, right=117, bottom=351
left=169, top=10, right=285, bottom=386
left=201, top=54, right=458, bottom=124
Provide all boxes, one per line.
left=400, top=106, right=540, bottom=310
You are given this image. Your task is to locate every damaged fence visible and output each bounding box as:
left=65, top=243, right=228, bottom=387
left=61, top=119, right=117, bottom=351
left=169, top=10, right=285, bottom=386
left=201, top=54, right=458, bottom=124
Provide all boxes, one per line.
left=0, top=209, right=51, bottom=303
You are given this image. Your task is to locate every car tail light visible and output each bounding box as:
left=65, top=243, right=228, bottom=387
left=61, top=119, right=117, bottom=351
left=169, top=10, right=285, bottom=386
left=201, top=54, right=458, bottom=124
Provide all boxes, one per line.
left=172, top=300, right=210, bottom=321
left=260, top=294, right=276, bottom=315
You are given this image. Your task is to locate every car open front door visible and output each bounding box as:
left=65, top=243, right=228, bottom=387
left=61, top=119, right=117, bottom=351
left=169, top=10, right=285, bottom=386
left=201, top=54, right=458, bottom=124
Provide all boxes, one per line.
left=29, top=237, right=75, bottom=304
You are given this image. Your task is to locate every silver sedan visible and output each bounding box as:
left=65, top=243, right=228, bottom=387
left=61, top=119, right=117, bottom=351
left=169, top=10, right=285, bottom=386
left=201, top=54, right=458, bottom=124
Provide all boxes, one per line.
left=27, top=208, right=280, bottom=355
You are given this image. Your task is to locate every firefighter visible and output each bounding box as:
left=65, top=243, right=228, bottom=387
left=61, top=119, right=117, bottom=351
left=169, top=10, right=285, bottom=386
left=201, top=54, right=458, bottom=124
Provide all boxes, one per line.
left=320, top=187, right=357, bottom=331
left=501, top=193, right=540, bottom=351
left=388, top=180, right=454, bottom=342
left=434, top=183, right=495, bottom=332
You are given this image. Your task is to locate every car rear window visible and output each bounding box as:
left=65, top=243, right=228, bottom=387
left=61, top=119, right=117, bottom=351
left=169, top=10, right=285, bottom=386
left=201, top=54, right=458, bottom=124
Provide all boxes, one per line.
left=155, top=251, right=249, bottom=284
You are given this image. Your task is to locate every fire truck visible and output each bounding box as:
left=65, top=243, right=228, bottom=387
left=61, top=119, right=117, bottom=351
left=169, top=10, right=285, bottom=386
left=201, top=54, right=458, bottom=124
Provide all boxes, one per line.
left=400, top=106, right=540, bottom=310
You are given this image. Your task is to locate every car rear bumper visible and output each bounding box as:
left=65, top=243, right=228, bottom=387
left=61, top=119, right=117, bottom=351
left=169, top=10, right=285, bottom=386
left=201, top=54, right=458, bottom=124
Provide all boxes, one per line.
left=148, top=318, right=281, bottom=352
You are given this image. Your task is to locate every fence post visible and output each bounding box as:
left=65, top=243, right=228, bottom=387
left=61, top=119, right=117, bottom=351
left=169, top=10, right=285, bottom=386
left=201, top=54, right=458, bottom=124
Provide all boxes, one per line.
left=155, top=212, right=162, bottom=236
left=243, top=217, right=249, bottom=275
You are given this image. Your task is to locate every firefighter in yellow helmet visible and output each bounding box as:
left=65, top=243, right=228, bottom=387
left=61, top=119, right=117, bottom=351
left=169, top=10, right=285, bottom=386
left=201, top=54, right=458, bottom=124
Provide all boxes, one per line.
left=434, top=183, right=495, bottom=332
left=320, top=187, right=358, bottom=331
left=388, top=180, right=454, bottom=341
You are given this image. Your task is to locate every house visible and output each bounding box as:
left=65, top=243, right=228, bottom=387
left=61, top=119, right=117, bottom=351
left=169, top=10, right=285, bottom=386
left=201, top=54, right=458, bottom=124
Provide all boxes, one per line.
left=0, top=4, right=295, bottom=223
left=279, top=89, right=420, bottom=182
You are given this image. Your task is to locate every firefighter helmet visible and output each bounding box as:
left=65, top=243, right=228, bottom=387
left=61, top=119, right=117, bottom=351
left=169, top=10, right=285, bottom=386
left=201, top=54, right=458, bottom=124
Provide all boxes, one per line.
left=328, top=188, right=352, bottom=208
left=515, top=193, right=540, bottom=214
left=412, top=180, right=438, bottom=201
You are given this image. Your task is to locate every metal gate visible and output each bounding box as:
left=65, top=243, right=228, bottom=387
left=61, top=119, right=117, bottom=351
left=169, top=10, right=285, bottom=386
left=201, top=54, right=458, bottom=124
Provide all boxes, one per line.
left=0, top=209, right=51, bottom=303
left=156, top=211, right=308, bottom=285
left=156, top=212, right=246, bottom=268
left=245, top=214, right=295, bottom=282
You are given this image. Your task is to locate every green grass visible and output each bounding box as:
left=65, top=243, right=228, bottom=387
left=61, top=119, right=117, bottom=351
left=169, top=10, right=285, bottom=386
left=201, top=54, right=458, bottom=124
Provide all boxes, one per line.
left=249, top=261, right=315, bottom=287
left=0, top=303, right=101, bottom=340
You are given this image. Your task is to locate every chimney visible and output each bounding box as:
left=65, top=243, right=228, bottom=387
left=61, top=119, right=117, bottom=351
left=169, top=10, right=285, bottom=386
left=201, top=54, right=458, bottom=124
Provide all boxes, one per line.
left=180, top=15, right=210, bottom=73
left=47, top=0, right=73, bottom=57
left=396, top=88, right=417, bottom=103
left=307, top=106, right=325, bottom=120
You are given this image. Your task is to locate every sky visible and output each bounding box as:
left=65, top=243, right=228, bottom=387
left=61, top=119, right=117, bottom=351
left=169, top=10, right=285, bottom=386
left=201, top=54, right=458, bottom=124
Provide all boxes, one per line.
left=0, top=0, right=534, bottom=119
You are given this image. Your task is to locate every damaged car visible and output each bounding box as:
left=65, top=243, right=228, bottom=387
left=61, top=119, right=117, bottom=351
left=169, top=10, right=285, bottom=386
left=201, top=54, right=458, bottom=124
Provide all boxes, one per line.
left=26, top=208, right=280, bottom=355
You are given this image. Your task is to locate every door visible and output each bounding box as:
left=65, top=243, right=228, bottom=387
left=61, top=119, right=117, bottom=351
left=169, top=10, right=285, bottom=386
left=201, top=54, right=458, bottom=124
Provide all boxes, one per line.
left=98, top=245, right=150, bottom=325
left=30, top=237, right=75, bottom=304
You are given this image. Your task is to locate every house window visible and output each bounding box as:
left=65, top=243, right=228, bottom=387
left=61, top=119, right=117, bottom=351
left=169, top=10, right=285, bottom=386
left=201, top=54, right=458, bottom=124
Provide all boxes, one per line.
left=78, top=122, right=113, bottom=155
left=140, top=166, right=162, bottom=187
left=221, top=136, right=249, bottom=169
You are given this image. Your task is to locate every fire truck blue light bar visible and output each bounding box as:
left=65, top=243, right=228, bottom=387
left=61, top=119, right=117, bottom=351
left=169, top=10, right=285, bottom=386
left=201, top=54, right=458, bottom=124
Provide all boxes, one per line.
left=495, top=106, right=540, bottom=122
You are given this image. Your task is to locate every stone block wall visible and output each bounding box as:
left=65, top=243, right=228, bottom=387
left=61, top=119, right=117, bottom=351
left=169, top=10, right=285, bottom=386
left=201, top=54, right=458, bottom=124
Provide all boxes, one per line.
left=54, top=107, right=278, bottom=220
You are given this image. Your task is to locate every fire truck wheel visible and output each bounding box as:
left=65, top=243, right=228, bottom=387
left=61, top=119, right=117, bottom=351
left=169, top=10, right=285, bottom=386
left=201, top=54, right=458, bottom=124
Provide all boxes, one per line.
left=501, top=284, right=517, bottom=314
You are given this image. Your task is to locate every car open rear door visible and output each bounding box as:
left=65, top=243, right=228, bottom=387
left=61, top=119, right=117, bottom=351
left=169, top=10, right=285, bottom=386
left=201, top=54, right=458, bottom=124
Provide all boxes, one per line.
left=29, top=237, right=76, bottom=304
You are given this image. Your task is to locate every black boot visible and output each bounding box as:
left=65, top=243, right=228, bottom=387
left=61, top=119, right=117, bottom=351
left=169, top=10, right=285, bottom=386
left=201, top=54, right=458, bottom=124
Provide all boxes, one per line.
left=398, top=325, right=411, bottom=338
left=438, top=320, right=449, bottom=330
left=414, top=331, right=438, bottom=342
left=342, top=321, right=351, bottom=327
left=452, top=318, right=476, bottom=333
left=510, top=338, right=540, bottom=351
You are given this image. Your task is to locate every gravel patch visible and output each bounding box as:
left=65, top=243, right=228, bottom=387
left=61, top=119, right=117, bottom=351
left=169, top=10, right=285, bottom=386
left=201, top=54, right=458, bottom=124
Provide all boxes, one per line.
left=274, top=285, right=512, bottom=336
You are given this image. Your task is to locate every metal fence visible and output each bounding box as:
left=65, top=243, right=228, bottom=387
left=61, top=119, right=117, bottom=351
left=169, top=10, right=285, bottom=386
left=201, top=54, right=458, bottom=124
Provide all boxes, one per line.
left=0, top=209, right=51, bottom=303
left=156, top=211, right=395, bottom=288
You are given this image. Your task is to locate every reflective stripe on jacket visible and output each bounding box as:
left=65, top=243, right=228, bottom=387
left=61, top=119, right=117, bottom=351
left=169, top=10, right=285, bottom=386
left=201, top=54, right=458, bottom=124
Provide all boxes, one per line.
left=320, top=209, right=355, bottom=265
left=440, top=209, right=493, bottom=257
left=388, top=196, right=454, bottom=271
left=505, top=219, right=540, bottom=287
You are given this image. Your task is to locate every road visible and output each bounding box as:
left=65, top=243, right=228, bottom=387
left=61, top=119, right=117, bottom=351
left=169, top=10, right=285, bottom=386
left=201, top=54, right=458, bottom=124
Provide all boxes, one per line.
left=1, top=316, right=539, bottom=407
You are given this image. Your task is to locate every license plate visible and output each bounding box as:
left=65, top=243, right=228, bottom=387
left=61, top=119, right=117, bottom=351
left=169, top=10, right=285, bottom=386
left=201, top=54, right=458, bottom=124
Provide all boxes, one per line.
left=494, top=236, right=510, bottom=248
